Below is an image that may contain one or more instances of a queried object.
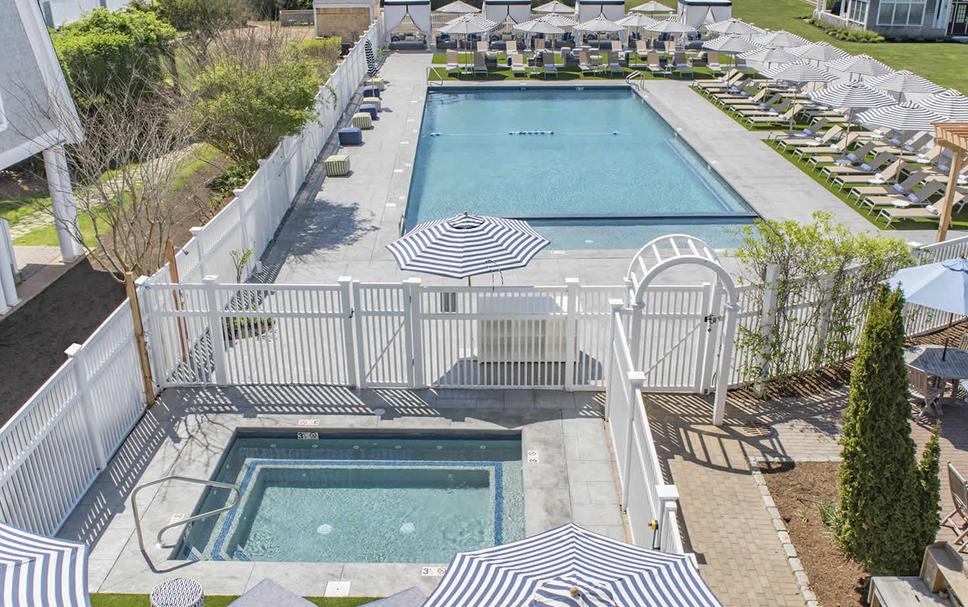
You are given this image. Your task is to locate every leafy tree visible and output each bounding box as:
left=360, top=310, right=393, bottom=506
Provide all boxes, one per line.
left=191, top=49, right=321, bottom=169
left=838, top=286, right=942, bottom=575
left=152, top=0, right=248, bottom=60
left=918, top=424, right=942, bottom=554
left=295, top=37, right=344, bottom=78
left=51, top=8, right=177, bottom=107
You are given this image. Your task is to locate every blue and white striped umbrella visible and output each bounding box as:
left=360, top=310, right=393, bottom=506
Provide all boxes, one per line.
left=387, top=213, right=549, bottom=279
left=423, top=523, right=723, bottom=607
left=0, top=523, right=90, bottom=606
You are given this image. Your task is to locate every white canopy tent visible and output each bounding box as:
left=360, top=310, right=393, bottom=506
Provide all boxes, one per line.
left=384, top=0, right=432, bottom=43
left=436, top=0, right=479, bottom=13
left=483, top=0, right=532, bottom=26
left=677, top=0, right=732, bottom=29
left=576, top=0, right=625, bottom=22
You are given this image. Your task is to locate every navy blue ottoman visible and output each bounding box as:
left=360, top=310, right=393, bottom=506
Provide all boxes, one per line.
left=338, top=127, right=363, bottom=146
left=359, top=104, right=378, bottom=120
left=362, top=85, right=381, bottom=99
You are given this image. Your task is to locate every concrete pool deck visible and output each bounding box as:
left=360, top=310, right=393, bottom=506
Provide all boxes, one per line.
left=59, top=387, right=624, bottom=598
left=257, top=51, right=958, bottom=288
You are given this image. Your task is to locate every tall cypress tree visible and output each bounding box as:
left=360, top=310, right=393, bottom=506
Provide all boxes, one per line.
left=838, top=286, right=941, bottom=575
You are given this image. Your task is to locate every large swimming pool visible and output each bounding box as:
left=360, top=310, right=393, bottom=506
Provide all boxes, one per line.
left=176, top=432, right=523, bottom=563
left=404, top=87, right=756, bottom=249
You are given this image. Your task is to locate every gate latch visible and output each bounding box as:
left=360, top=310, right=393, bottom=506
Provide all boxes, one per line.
left=704, top=314, right=720, bottom=331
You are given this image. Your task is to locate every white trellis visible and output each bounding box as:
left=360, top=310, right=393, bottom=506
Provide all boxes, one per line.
left=625, top=235, right=739, bottom=425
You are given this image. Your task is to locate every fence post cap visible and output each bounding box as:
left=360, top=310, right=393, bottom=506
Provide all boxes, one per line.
left=907, top=240, right=924, bottom=249
left=64, top=343, right=83, bottom=358
left=608, top=298, right=624, bottom=310
left=403, top=277, right=422, bottom=285
left=189, top=226, right=205, bottom=236
left=656, top=484, right=679, bottom=501
left=337, top=276, right=353, bottom=284
left=134, top=275, right=148, bottom=287
left=564, top=277, right=580, bottom=286
left=233, top=188, right=245, bottom=196
left=203, top=275, right=219, bottom=284
left=627, top=371, right=646, bottom=386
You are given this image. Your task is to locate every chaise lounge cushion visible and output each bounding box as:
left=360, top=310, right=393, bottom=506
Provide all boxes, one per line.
left=228, top=579, right=314, bottom=607
left=360, top=586, right=426, bottom=606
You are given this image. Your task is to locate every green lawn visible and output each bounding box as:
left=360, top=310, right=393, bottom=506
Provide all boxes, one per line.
left=429, top=52, right=715, bottom=80
left=91, top=594, right=376, bottom=607
left=627, top=0, right=968, bottom=94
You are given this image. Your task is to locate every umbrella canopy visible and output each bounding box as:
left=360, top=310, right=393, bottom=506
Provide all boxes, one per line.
left=616, top=13, right=658, bottom=29
left=809, top=81, right=896, bottom=110
left=644, top=18, right=697, bottom=34
left=786, top=41, right=850, bottom=64
left=0, top=523, right=90, bottom=606
left=761, top=60, right=838, bottom=85
left=575, top=14, right=625, bottom=32
left=437, top=0, right=480, bottom=13
left=423, top=524, right=724, bottom=607
left=440, top=13, right=498, bottom=34
left=866, top=70, right=944, bottom=99
left=916, top=88, right=968, bottom=121
left=826, top=53, right=893, bottom=78
left=386, top=213, right=549, bottom=279
left=751, top=30, right=809, bottom=48
left=702, top=34, right=761, bottom=55
left=533, top=0, right=574, bottom=14
left=737, top=46, right=798, bottom=66
left=889, top=259, right=968, bottom=316
left=705, top=18, right=763, bottom=36
left=630, top=0, right=674, bottom=14
left=855, top=101, right=946, bottom=132
left=539, top=13, right=578, bottom=27
left=514, top=17, right=565, bottom=34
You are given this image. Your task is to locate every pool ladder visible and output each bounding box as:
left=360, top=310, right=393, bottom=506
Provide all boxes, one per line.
left=626, top=70, right=645, bottom=90
left=131, top=475, right=242, bottom=554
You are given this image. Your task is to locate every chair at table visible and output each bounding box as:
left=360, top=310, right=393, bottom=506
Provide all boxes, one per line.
left=943, top=463, right=968, bottom=549
left=909, top=366, right=943, bottom=416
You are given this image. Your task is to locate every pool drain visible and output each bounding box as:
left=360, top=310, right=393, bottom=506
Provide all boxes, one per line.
left=317, top=524, right=333, bottom=535
left=400, top=522, right=415, bottom=534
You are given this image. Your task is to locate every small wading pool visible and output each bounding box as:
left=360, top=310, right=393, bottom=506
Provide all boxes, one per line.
left=176, top=432, right=524, bottom=563
left=404, top=86, right=758, bottom=249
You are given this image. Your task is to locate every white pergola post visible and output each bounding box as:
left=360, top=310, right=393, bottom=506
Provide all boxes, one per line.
left=42, top=145, right=84, bottom=262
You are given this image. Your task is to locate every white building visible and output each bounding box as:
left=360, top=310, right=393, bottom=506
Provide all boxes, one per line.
left=0, top=0, right=86, bottom=312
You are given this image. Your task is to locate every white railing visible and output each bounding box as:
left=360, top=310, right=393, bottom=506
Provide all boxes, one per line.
left=605, top=301, right=683, bottom=553
left=0, top=19, right=386, bottom=536
left=140, top=278, right=627, bottom=391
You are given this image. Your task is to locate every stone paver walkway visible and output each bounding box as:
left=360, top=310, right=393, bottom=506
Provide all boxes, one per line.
left=647, top=383, right=968, bottom=607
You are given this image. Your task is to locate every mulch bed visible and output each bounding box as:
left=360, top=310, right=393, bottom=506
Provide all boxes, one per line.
left=759, top=461, right=869, bottom=607
left=0, top=260, right=124, bottom=425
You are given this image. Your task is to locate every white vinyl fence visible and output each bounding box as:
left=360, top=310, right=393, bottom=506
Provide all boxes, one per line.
left=0, top=19, right=385, bottom=536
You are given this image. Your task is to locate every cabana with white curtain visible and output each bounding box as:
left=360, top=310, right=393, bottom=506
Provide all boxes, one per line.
left=483, top=0, right=532, bottom=27
left=677, top=0, right=732, bottom=29
left=576, top=0, right=625, bottom=22
left=384, top=0, right=432, bottom=46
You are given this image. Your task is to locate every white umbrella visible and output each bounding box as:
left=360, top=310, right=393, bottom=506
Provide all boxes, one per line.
left=0, top=523, right=91, bottom=607
left=440, top=13, right=498, bottom=34
left=705, top=18, right=763, bottom=36
left=703, top=34, right=761, bottom=55
left=750, top=30, right=809, bottom=48
left=436, top=0, right=480, bottom=14
left=575, top=14, right=625, bottom=33
left=918, top=88, right=968, bottom=122
left=644, top=18, right=697, bottom=34
left=514, top=18, right=565, bottom=35
left=539, top=13, right=578, bottom=27
left=856, top=101, right=946, bottom=133
left=786, top=41, right=849, bottom=65
left=866, top=70, right=944, bottom=101
left=738, top=46, right=798, bottom=68
left=533, top=0, right=574, bottom=14
left=826, top=53, right=893, bottom=80
left=616, top=13, right=658, bottom=29
left=761, top=60, right=838, bottom=85
left=630, top=1, right=674, bottom=14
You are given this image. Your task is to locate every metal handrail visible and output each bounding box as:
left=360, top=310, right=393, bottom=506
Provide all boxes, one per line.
left=131, top=475, right=242, bottom=554
left=625, top=70, right=645, bottom=90
left=427, top=65, right=446, bottom=86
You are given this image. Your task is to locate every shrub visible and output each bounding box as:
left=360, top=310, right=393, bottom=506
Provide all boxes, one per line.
left=804, top=17, right=886, bottom=42
left=296, top=37, right=343, bottom=78
left=837, top=286, right=942, bottom=575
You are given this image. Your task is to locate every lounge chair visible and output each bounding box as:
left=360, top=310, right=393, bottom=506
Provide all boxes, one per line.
left=473, top=51, right=488, bottom=78
left=852, top=169, right=930, bottom=202
left=744, top=105, right=801, bottom=128
left=611, top=40, right=626, bottom=60
left=646, top=50, right=663, bottom=75
left=769, top=118, right=830, bottom=142
left=776, top=125, right=843, bottom=151
left=833, top=158, right=904, bottom=190
left=877, top=193, right=965, bottom=228
left=890, top=131, right=933, bottom=153
left=673, top=51, right=692, bottom=79
left=579, top=50, right=604, bottom=76
left=815, top=146, right=886, bottom=174
left=695, top=69, right=744, bottom=92
left=510, top=53, right=527, bottom=77
left=506, top=39, right=518, bottom=54
left=542, top=52, right=558, bottom=79
left=726, top=92, right=782, bottom=113
left=942, top=463, right=968, bottom=547
left=607, top=51, right=623, bottom=76
left=477, top=40, right=490, bottom=55
left=707, top=51, right=722, bottom=74
left=796, top=132, right=863, bottom=161
left=664, top=39, right=675, bottom=53
left=735, top=98, right=792, bottom=119
left=535, top=38, right=546, bottom=53
left=629, top=41, right=649, bottom=68
left=445, top=50, right=461, bottom=76
left=863, top=178, right=944, bottom=214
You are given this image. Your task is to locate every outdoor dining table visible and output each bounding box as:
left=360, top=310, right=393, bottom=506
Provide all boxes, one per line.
left=904, top=344, right=968, bottom=410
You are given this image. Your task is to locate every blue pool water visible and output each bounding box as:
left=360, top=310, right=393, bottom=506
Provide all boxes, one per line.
left=405, top=87, right=756, bottom=249
left=176, top=432, right=524, bottom=563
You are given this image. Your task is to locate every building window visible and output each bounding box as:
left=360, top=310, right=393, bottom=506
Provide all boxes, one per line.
left=842, top=0, right=870, bottom=23
left=877, top=0, right=927, bottom=26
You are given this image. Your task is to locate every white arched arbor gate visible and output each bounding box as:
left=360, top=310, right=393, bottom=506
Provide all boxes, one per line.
left=625, top=235, right=739, bottom=425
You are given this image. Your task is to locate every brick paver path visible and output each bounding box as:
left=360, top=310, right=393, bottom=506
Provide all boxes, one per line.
left=646, top=384, right=968, bottom=607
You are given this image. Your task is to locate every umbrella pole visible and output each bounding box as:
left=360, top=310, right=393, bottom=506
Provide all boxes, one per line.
left=944, top=312, right=954, bottom=360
